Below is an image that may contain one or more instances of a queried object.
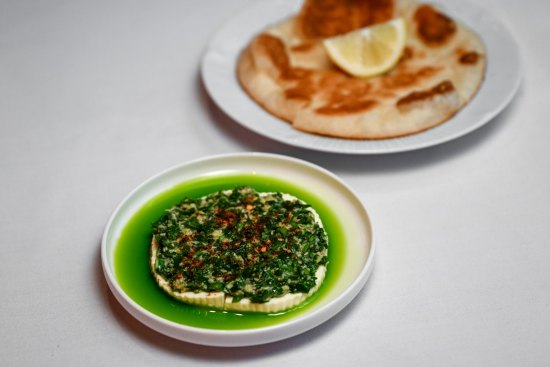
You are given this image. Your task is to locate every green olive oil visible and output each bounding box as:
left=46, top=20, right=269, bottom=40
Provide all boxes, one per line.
left=114, top=173, right=346, bottom=330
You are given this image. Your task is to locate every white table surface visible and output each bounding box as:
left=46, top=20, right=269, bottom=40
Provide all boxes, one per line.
left=1, top=0, right=549, bottom=365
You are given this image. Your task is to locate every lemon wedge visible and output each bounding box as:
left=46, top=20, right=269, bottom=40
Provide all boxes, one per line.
left=323, top=18, right=407, bottom=78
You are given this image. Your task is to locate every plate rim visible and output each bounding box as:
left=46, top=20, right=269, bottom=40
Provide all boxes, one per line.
left=101, top=152, right=375, bottom=346
left=200, top=0, right=522, bottom=154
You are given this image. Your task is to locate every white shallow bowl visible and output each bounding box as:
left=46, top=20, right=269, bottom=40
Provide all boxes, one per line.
left=101, top=152, right=374, bottom=347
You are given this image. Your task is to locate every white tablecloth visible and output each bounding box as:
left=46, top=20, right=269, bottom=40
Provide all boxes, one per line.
left=1, top=0, right=549, bottom=365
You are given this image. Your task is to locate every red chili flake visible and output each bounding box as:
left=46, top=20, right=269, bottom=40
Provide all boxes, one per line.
left=261, top=246, right=267, bottom=253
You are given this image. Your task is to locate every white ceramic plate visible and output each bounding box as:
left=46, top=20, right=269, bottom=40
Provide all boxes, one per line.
left=101, top=153, right=374, bottom=346
left=201, top=0, right=521, bottom=154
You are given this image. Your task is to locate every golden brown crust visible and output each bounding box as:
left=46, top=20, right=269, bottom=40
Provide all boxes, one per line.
left=297, top=0, right=395, bottom=39
left=414, top=4, right=457, bottom=46
left=236, top=0, right=486, bottom=140
left=396, top=80, right=455, bottom=108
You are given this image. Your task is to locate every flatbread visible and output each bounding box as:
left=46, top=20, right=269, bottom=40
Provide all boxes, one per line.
left=237, top=0, right=486, bottom=139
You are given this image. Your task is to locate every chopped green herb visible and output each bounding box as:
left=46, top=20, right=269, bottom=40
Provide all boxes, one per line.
left=151, top=186, right=328, bottom=303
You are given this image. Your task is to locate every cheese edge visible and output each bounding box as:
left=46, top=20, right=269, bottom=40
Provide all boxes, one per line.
left=150, top=190, right=328, bottom=313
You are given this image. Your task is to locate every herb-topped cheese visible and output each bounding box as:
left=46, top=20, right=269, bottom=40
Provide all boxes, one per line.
left=150, top=186, right=329, bottom=312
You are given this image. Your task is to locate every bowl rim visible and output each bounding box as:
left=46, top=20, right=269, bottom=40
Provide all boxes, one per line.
left=100, top=152, right=375, bottom=346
